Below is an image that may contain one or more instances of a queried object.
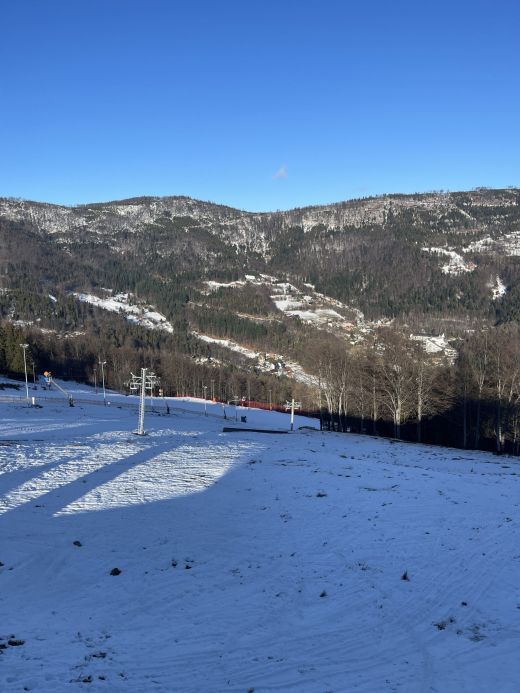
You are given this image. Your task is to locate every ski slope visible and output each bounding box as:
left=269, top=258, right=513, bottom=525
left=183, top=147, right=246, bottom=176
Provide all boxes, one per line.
left=0, top=383, right=519, bottom=692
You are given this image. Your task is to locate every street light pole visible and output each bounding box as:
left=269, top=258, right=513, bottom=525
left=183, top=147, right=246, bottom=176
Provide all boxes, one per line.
left=138, top=367, right=146, bottom=435
left=203, top=385, right=208, bottom=416
left=20, top=343, right=29, bottom=404
left=99, top=360, right=107, bottom=405
left=232, top=396, right=239, bottom=422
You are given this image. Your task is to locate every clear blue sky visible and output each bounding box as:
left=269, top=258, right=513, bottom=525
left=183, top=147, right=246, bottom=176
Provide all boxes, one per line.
left=1, top=0, right=519, bottom=211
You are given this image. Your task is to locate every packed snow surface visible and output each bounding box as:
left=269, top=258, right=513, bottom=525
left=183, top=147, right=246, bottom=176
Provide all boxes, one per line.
left=0, top=383, right=519, bottom=692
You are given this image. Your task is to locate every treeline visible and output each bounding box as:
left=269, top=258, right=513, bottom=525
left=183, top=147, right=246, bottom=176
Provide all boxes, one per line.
left=201, top=284, right=276, bottom=316
left=6, top=316, right=520, bottom=456
left=0, top=320, right=298, bottom=407
left=313, top=325, right=520, bottom=455
left=188, top=304, right=288, bottom=346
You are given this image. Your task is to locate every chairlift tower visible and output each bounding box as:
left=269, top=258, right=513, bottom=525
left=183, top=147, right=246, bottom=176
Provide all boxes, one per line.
left=285, top=398, right=301, bottom=431
left=130, top=369, right=160, bottom=435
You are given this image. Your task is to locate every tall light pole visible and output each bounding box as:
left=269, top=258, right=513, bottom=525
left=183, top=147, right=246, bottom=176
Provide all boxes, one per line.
left=232, top=395, right=239, bottom=422
left=20, top=343, right=29, bottom=403
left=137, top=368, right=146, bottom=435
left=203, top=385, right=208, bottom=416
left=99, top=360, right=107, bottom=405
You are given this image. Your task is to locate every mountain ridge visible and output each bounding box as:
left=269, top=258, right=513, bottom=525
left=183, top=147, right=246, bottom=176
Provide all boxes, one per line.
left=3, top=185, right=519, bottom=214
left=2, top=187, right=519, bottom=271
left=2, top=185, right=520, bottom=397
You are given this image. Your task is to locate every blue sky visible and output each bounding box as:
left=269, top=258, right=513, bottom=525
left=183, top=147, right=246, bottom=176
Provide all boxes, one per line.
left=1, top=0, right=519, bottom=210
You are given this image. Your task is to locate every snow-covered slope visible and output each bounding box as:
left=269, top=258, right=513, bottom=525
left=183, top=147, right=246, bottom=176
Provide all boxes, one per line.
left=192, top=331, right=318, bottom=385
left=422, top=247, right=475, bottom=275
left=204, top=274, right=366, bottom=336
left=0, top=387, right=519, bottom=692
left=73, top=292, right=174, bottom=333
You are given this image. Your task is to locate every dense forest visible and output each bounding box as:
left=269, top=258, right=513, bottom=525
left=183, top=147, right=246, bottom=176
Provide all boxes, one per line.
left=3, top=318, right=520, bottom=456
left=2, top=189, right=520, bottom=454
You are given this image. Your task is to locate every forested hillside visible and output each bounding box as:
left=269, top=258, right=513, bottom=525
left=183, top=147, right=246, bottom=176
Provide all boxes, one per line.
left=2, top=188, right=520, bottom=452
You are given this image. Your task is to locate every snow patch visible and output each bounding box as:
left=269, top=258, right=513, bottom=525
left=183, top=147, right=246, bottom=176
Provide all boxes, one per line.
left=203, top=274, right=365, bottom=337
left=192, top=332, right=318, bottom=385
left=73, top=292, right=174, bottom=333
left=204, top=280, right=246, bottom=292
left=411, top=333, right=457, bottom=360
left=491, top=276, right=507, bottom=300
left=422, top=247, right=475, bottom=275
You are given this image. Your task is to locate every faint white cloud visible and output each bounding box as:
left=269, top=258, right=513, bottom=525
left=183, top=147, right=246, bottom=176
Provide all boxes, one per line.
left=273, top=165, right=288, bottom=180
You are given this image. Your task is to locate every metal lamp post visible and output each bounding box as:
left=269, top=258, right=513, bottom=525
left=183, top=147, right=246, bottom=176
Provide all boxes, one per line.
left=203, top=385, right=208, bottom=416
left=138, top=368, right=146, bottom=434
left=20, top=343, right=29, bottom=404
left=99, top=360, right=107, bottom=405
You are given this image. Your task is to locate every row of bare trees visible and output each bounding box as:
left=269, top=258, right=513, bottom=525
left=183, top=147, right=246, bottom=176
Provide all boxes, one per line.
left=5, top=317, right=520, bottom=453
left=458, top=325, right=520, bottom=453
left=312, top=329, right=448, bottom=441
left=311, top=325, right=520, bottom=454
